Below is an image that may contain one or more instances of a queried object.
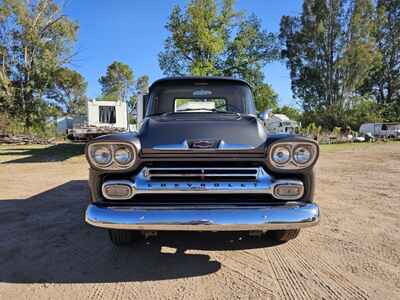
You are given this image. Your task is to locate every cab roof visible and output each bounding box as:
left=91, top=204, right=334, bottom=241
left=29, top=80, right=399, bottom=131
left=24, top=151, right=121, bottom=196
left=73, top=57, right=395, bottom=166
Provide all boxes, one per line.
left=149, top=76, right=252, bottom=91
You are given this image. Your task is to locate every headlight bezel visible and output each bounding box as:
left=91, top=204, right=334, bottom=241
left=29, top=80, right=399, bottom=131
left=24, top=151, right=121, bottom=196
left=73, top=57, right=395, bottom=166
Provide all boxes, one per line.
left=113, top=145, right=135, bottom=166
left=271, top=145, right=291, bottom=165
left=91, top=145, right=113, bottom=167
left=87, top=142, right=137, bottom=170
left=267, top=140, right=319, bottom=171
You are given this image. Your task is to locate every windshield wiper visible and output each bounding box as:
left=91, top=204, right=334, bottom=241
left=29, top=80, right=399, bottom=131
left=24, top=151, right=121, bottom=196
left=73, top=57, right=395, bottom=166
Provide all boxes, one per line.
left=176, top=108, right=240, bottom=116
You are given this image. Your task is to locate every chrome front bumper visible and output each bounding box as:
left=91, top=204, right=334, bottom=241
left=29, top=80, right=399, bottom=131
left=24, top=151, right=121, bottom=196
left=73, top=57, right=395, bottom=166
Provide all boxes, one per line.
left=85, top=202, right=320, bottom=231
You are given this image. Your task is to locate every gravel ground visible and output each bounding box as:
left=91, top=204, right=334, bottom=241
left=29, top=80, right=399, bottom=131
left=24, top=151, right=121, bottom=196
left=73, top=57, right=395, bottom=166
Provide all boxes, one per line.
left=0, top=142, right=399, bottom=300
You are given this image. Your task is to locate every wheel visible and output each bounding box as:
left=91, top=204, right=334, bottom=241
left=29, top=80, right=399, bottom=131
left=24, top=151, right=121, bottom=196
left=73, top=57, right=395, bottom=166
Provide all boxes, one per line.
left=269, top=229, right=300, bottom=243
left=108, top=229, right=142, bottom=246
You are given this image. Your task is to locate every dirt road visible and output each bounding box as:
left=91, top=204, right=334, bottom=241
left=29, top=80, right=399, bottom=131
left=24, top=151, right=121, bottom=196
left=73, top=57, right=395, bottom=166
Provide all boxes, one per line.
left=0, top=143, right=399, bottom=299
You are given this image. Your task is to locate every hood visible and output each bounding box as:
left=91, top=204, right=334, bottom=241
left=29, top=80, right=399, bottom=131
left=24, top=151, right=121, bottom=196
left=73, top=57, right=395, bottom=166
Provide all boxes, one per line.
left=139, top=114, right=267, bottom=154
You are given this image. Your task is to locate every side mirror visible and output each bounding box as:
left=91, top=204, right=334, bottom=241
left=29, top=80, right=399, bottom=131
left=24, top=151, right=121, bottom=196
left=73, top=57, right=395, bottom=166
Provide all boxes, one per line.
left=143, top=94, right=149, bottom=115
left=136, top=93, right=149, bottom=128
left=258, top=110, right=271, bottom=121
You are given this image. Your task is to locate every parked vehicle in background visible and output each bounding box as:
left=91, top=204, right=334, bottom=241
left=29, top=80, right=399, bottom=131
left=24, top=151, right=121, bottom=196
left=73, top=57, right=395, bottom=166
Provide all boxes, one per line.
left=359, top=123, right=400, bottom=139
left=84, top=77, right=320, bottom=246
left=259, top=111, right=299, bottom=134
left=66, top=100, right=129, bottom=141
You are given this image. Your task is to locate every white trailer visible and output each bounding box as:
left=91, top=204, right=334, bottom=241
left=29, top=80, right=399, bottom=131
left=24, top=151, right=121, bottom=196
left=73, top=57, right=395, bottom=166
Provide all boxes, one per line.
left=359, top=122, right=400, bottom=139
left=87, top=100, right=128, bottom=129
left=67, top=100, right=129, bottom=141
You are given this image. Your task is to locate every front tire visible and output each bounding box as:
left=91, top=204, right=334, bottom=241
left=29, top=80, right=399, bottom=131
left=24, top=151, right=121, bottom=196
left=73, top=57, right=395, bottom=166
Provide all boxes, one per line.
left=108, top=229, right=142, bottom=246
left=269, top=229, right=300, bottom=243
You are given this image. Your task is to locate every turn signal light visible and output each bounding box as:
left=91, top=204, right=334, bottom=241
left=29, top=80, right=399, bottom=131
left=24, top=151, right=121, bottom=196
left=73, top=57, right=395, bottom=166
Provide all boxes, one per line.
left=102, top=181, right=134, bottom=200
left=273, top=182, right=304, bottom=200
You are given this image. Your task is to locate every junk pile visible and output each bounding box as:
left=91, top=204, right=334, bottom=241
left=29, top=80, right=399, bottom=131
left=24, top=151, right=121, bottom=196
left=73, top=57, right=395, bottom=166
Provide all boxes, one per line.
left=0, top=134, right=55, bottom=145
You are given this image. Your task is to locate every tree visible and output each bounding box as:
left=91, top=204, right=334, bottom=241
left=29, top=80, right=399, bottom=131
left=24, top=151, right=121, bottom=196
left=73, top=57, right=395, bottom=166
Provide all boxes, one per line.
left=48, top=67, right=88, bottom=114
left=343, top=96, right=384, bottom=130
left=274, top=105, right=302, bottom=122
left=253, top=83, right=278, bottom=112
left=98, top=61, right=134, bottom=102
left=280, top=0, right=378, bottom=128
left=159, top=0, right=236, bottom=76
left=128, top=75, right=149, bottom=113
left=135, top=75, right=149, bottom=95
left=159, top=0, right=279, bottom=110
left=0, top=0, right=78, bottom=131
left=359, top=0, right=400, bottom=121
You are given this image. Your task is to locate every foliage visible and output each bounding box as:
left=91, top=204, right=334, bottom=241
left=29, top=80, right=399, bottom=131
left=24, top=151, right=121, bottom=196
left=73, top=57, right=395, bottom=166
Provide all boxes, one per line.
left=358, top=0, right=400, bottom=121
left=135, top=75, right=149, bottom=95
left=273, top=105, right=302, bottom=122
left=253, top=83, right=278, bottom=112
left=159, top=0, right=279, bottom=110
left=302, top=122, right=322, bottom=138
left=342, top=96, right=384, bottom=130
left=0, top=0, right=78, bottom=131
left=128, top=75, right=149, bottom=114
left=48, top=67, right=88, bottom=114
left=280, top=0, right=379, bottom=127
left=301, top=95, right=384, bottom=130
left=332, top=126, right=342, bottom=138
left=98, top=61, right=134, bottom=102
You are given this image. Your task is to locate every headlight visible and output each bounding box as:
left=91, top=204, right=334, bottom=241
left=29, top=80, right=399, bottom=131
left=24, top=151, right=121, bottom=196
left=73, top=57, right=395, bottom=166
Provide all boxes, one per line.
left=271, top=146, right=290, bottom=164
left=87, top=142, right=137, bottom=170
left=92, top=145, right=112, bottom=166
left=268, top=141, right=318, bottom=170
left=114, top=147, right=134, bottom=165
left=293, top=146, right=311, bottom=164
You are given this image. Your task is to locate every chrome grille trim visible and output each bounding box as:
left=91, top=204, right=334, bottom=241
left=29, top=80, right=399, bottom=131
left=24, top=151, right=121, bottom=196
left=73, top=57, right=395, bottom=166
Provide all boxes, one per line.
left=144, top=167, right=259, bottom=180
left=101, top=167, right=304, bottom=199
left=135, top=167, right=269, bottom=194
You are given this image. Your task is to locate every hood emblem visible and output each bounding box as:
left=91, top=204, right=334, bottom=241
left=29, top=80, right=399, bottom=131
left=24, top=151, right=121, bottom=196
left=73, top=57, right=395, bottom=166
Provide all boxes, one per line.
left=190, top=139, right=217, bottom=149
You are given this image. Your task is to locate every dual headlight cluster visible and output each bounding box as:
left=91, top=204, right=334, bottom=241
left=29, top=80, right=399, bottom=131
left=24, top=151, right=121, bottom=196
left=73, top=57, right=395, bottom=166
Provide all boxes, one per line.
left=87, top=142, right=136, bottom=169
left=268, top=141, right=318, bottom=170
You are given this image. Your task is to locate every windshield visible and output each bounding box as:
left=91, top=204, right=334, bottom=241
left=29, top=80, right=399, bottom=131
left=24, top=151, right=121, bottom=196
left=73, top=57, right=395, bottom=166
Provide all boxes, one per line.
left=146, top=80, right=255, bottom=116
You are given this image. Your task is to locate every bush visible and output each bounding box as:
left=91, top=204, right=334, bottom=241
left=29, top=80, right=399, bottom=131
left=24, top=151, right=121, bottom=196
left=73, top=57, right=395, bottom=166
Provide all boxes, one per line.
left=0, top=113, right=57, bottom=139
left=301, top=96, right=384, bottom=131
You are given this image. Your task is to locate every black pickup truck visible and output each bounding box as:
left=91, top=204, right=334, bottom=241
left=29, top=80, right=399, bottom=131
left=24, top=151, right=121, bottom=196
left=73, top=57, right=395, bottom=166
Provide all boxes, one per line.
left=85, top=77, right=320, bottom=246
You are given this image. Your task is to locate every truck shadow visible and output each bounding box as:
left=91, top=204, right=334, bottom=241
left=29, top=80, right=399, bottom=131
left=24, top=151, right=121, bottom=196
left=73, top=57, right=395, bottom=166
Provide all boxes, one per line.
left=0, top=180, right=279, bottom=284
left=0, top=143, right=85, bottom=164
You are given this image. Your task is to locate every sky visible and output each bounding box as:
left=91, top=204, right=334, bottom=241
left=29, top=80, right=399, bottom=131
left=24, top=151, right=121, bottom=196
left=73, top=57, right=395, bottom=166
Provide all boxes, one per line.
left=63, top=0, right=303, bottom=107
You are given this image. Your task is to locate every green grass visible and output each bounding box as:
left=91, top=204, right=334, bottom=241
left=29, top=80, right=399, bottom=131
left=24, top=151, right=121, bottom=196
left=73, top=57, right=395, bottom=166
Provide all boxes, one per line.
left=320, top=140, right=400, bottom=153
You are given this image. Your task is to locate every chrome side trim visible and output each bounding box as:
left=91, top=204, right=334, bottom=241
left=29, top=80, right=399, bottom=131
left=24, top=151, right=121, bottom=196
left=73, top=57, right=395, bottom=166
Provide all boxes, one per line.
left=85, top=202, right=320, bottom=231
left=153, top=140, right=189, bottom=150
left=218, top=140, right=254, bottom=150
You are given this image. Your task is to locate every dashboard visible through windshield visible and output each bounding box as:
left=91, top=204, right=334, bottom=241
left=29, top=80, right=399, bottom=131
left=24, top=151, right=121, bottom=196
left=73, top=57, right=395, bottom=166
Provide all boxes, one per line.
left=174, top=98, right=228, bottom=112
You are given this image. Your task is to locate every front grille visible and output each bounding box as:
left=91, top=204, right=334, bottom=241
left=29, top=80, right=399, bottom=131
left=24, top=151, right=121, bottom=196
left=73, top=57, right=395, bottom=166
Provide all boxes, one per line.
left=144, top=167, right=259, bottom=181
